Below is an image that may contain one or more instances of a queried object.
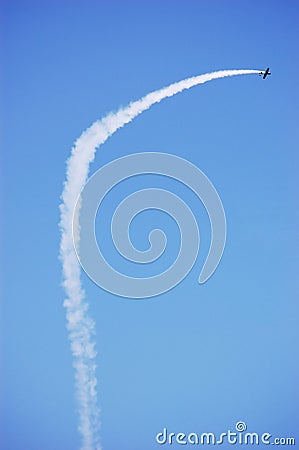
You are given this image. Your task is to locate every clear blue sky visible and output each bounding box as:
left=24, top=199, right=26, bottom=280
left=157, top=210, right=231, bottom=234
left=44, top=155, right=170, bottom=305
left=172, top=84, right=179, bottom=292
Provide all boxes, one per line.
left=1, top=1, right=298, bottom=449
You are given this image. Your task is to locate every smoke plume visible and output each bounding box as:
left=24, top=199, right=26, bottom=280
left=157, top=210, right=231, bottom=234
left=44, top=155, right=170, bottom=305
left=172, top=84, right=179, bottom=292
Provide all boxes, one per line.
left=59, top=69, right=260, bottom=449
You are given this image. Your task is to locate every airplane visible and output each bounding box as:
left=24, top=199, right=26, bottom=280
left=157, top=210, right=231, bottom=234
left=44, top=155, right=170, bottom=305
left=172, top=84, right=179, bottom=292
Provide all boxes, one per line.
left=259, top=67, right=271, bottom=79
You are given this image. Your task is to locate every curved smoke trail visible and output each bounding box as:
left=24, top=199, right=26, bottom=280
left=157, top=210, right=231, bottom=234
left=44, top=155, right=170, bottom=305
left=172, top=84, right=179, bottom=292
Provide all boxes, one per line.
left=59, top=69, right=260, bottom=449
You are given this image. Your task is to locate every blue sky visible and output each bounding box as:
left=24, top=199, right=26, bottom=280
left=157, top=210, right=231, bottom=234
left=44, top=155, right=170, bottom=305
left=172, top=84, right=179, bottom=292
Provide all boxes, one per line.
left=1, top=1, right=298, bottom=449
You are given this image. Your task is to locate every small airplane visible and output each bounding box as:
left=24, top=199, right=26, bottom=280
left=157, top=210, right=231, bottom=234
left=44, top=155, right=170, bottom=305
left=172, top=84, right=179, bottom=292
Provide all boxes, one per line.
left=259, top=67, right=271, bottom=79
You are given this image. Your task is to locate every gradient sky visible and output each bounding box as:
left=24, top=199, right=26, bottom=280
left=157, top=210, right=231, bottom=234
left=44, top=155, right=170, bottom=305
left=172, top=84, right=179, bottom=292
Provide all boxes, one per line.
left=1, top=1, right=298, bottom=449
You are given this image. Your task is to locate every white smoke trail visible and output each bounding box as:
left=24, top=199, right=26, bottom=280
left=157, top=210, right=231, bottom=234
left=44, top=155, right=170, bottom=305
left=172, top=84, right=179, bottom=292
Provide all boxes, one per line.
left=59, top=69, right=260, bottom=450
